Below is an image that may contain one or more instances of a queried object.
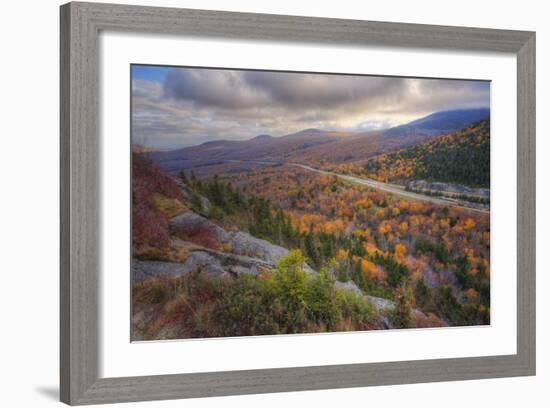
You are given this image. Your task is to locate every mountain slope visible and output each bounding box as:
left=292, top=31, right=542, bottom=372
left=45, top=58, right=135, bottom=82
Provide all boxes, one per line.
left=363, top=119, right=490, bottom=187
left=149, top=128, right=352, bottom=173
left=147, top=108, right=490, bottom=173
left=384, top=108, right=490, bottom=137
left=287, top=109, right=490, bottom=166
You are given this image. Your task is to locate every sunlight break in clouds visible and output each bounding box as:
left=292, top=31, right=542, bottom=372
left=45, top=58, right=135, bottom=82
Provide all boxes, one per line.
left=131, top=65, right=490, bottom=150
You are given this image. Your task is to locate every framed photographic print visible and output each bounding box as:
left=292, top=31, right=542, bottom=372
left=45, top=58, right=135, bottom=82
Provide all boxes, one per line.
left=60, top=2, right=536, bottom=405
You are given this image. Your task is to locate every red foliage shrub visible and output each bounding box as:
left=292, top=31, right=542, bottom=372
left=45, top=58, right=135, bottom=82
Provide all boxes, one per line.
left=133, top=203, right=171, bottom=248
left=411, top=311, right=447, bottom=328
left=132, top=153, right=182, bottom=249
left=132, top=153, right=183, bottom=203
left=172, top=226, right=222, bottom=251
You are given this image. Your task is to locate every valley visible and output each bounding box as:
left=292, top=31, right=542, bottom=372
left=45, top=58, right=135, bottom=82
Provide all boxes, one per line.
left=132, top=109, right=491, bottom=339
left=224, top=160, right=490, bottom=214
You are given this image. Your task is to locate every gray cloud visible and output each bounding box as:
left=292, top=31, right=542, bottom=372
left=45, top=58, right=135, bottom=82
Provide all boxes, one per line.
left=242, top=71, right=407, bottom=110
left=163, top=69, right=269, bottom=109
left=132, top=67, right=490, bottom=149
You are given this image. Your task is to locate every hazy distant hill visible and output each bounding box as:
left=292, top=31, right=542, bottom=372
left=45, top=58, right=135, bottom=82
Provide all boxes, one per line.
left=288, top=108, right=490, bottom=166
left=384, top=108, right=490, bottom=137
left=149, top=128, right=352, bottom=173
left=148, top=108, right=489, bottom=173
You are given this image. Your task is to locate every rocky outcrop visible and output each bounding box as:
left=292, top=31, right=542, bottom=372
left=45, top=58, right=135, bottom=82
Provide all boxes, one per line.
left=229, top=231, right=287, bottom=264
left=133, top=259, right=196, bottom=281
left=133, top=249, right=277, bottom=282
left=170, top=212, right=229, bottom=245
left=334, top=280, right=362, bottom=294
left=169, top=211, right=293, bottom=264
left=175, top=180, right=213, bottom=213
left=135, top=206, right=308, bottom=283
left=334, top=280, right=393, bottom=314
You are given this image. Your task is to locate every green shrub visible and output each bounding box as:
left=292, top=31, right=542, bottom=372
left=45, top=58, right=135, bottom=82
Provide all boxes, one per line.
left=306, top=269, right=338, bottom=329
left=133, top=249, right=376, bottom=338
left=335, top=289, right=374, bottom=325
left=435, top=286, right=462, bottom=324
left=209, top=275, right=281, bottom=336
left=208, top=205, right=226, bottom=220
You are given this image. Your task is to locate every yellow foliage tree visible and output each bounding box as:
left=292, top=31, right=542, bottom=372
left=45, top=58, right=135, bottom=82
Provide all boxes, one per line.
left=336, top=249, right=349, bottom=261
left=394, top=243, right=407, bottom=259
left=464, top=218, right=476, bottom=231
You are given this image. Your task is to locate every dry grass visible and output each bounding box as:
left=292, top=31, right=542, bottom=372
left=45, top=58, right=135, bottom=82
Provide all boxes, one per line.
left=133, top=241, right=193, bottom=263
left=152, top=193, right=188, bottom=218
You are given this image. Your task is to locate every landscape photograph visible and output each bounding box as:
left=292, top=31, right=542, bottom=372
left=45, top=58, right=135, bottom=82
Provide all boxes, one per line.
left=131, top=65, right=491, bottom=341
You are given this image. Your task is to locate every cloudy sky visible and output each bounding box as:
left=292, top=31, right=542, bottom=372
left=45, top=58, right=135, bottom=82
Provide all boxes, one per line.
left=131, top=65, right=490, bottom=150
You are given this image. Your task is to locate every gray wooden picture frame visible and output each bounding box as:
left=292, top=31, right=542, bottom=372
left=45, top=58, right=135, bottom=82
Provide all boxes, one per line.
left=60, top=1, right=536, bottom=405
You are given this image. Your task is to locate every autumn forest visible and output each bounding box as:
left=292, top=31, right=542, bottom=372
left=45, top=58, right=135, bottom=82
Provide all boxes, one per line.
left=131, top=65, right=491, bottom=340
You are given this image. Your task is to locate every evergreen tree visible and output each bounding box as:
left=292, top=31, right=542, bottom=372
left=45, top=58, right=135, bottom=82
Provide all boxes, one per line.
left=178, top=169, right=189, bottom=185
left=304, top=224, right=319, bottom=267
left=390, top=286, right=412, bottom=329
left=414, top=278, right=432, bottom=310
left=190, top=192, right=203, bottom=213
left=283, top=214, right=294, bottom=243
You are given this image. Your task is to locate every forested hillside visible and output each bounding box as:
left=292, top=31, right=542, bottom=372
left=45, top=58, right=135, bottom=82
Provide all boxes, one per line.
left=214, top=164, right=491, bottom=328
left=132, top=152, right=492, bottom=339
left=363, top=120, right=490, bottom=187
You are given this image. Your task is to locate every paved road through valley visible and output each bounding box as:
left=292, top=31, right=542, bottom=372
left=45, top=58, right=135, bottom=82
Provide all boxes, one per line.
left=225, top=160, right=489, bottom=214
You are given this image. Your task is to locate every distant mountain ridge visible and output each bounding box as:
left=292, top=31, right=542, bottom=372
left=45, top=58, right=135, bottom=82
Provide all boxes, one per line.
left=384, top=108, right=490, bottom=137
left=147, top=108, right=490, bottom=173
